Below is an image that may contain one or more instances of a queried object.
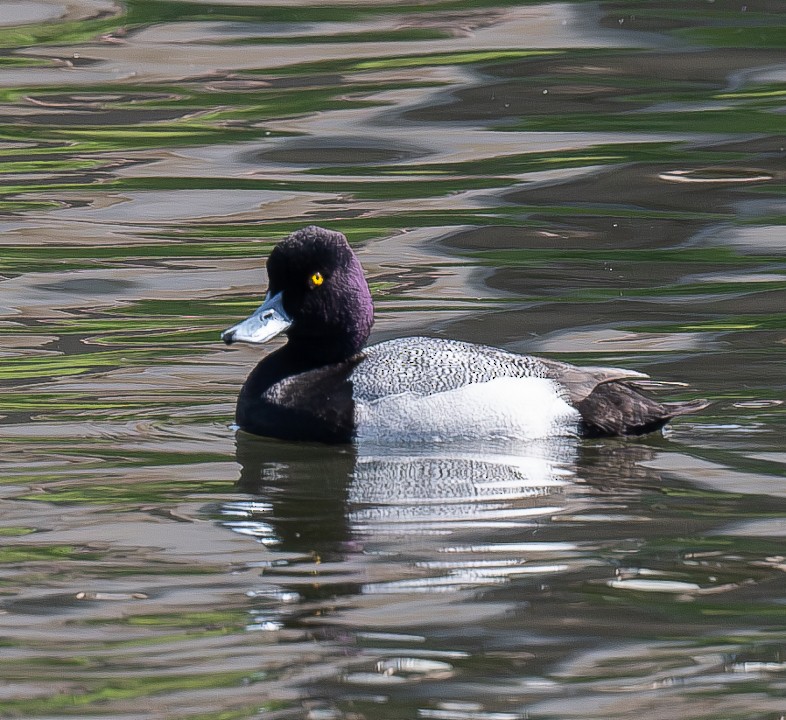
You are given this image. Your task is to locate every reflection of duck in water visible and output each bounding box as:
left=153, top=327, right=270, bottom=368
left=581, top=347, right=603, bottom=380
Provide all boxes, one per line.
left=230, top=435, right=701, bottom=598
left=232, top=432, right=577, bottom=554
left=347, top=439, right=577, bottom=536
left=222, top=227, right=708, bottom=444
left=228, top=435, right=702, bottom=602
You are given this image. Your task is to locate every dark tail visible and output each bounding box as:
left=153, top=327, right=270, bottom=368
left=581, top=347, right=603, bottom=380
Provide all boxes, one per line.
left=577, top=382, right=710, bottom=438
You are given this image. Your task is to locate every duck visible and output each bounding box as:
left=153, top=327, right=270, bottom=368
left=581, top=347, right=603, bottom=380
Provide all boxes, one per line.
left=221, top=226, right=708, bottom=444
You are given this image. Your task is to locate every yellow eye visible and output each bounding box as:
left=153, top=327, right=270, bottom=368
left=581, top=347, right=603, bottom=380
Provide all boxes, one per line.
left=309, top=271, right=324, bottom=288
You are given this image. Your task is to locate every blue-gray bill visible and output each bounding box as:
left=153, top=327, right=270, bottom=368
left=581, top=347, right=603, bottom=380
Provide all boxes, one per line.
left=222, top=291, right=291, bottom=345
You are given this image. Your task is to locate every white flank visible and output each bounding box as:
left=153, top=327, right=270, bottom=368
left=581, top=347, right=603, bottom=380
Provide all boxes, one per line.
left=354, top=376, right=580, bottom=443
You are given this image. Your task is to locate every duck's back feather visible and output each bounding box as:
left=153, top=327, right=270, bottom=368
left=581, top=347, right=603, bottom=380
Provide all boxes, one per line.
left=352, top=337, right=551, bottom=401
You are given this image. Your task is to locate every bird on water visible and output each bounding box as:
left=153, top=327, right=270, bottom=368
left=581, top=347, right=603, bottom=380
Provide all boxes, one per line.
left=222, top=226, right=708, bottom=444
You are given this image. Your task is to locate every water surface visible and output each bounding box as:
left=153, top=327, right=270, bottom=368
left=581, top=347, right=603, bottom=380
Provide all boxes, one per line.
left=1, top=1, right=785, bottom=718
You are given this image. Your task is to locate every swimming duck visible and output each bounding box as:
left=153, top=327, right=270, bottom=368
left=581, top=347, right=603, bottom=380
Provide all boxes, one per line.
left=222, top=226, right=708, bottom=443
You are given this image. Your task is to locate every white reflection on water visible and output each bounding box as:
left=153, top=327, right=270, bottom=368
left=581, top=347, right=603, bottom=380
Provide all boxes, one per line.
left=229, top=436, right=586, bottom=596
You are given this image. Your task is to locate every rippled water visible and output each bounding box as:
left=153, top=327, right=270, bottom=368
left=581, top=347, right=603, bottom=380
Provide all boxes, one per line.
left=1, top=1, right=785, bottom=718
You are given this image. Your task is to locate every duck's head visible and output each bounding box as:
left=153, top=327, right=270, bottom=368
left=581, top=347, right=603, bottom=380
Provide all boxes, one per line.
left=221, top=226, right=374, bottom=363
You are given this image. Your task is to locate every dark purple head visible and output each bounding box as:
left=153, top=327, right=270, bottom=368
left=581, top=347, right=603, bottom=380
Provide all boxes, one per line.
left=254, top=226, right=373, bottom=363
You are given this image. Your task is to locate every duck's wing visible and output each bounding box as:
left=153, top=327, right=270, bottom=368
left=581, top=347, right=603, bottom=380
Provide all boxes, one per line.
left=353, top=338, right=708, bottom=438
left=538, top=358, right=709, bottom=436
left=536, top=358, right=711, bottom=436
left=538, top=358, right=649, bottom=405
left=575, top=383, right=711, bottom=437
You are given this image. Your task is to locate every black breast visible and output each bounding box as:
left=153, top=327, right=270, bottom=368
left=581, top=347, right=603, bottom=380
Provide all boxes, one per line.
left=235, top=348, right=361, bottom=443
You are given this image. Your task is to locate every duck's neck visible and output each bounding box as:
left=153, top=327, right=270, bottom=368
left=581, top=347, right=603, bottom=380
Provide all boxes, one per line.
left=284, top=329, right=366, bottom=368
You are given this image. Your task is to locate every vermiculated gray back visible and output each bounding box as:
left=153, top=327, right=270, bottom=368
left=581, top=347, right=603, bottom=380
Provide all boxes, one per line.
left=351, top=337, right=551, bottom=401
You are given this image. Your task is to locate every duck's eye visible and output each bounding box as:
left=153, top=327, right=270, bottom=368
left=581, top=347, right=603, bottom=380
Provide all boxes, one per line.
left=309, top=271, right=324, bottom=288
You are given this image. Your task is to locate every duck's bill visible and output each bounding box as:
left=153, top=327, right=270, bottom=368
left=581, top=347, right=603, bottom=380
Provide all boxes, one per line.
left=221, top=291, right=292, bottom=345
